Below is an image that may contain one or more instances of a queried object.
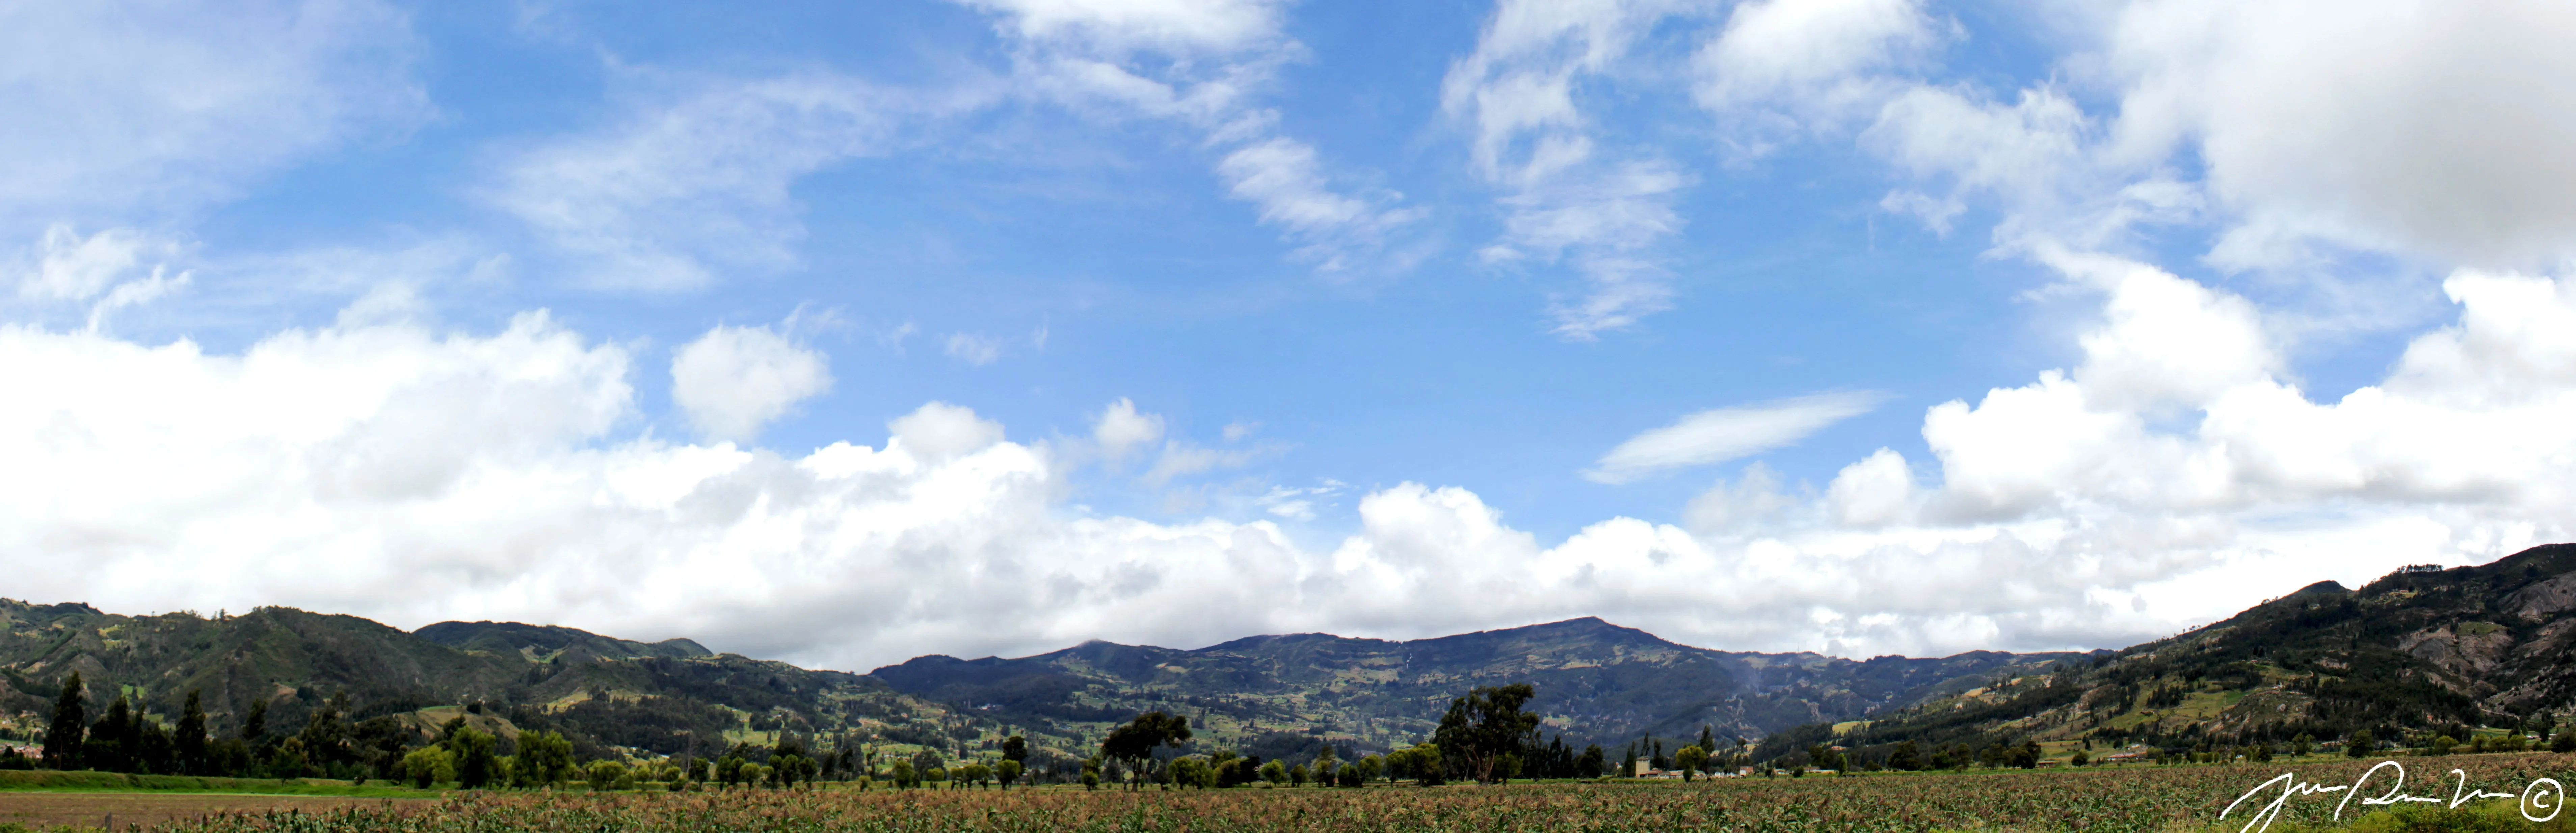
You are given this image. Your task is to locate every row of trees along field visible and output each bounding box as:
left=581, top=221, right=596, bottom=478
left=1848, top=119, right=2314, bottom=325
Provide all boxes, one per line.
left=0, top=676, right=1773, bottom=789
left=0, top=672, right=886, bottom=788
left=1067, top=683, right=1639, bottom=790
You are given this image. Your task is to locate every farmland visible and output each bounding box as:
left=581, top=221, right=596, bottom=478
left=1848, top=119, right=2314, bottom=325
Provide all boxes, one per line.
left=0, top=794, right=426, bottom=832
left=12, top=753, right=2556, bottom=833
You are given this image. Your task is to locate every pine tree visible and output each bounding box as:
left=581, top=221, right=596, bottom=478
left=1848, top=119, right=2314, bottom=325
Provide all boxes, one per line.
left=42, top=673, right=86, bottom=770
left=90, top=695, right=135, bottom=773
left=242, top=698, right=268, bottom=743
left=176, top=690, right=209, bottom=776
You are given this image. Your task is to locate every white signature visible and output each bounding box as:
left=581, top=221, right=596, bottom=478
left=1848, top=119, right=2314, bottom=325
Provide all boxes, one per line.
left=2222, top=761, right=2564, bottom=833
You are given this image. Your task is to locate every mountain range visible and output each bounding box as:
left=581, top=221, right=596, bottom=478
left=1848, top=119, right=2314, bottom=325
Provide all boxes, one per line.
left=6, top=543, right=2571, bottom=770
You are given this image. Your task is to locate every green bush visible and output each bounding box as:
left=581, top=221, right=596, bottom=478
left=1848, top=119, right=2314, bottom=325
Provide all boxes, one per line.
left=0, top=769, right=420, bottom=796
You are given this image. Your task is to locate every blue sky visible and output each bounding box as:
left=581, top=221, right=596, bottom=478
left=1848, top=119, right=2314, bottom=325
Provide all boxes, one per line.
left=8, top=0, right=2576, bottom=672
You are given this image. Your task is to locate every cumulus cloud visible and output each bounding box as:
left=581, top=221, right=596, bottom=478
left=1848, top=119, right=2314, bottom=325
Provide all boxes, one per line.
left=669, top=324, right=833, bottom=443
left=1586, top=391, right=1887, bottom=484
left=1092, top=397, right=1164, bottom=461
left=23, top=0, right=2576, bottom=672
left=1801, top=0, right=2576, bottom=279
left=0, top=309, right=1300, bottom=668
left=1863, top=86, right=2093, bottom=229
left=1910, top=261, right=2576, bottom=551
left=0, top=0, right=427, bottom=225
left=2103, top=0, right=2576, bottom=269
left=12, top=260, right=2576, bottom=669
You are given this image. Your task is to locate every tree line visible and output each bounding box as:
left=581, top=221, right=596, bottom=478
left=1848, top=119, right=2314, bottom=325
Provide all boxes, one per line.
left=6, top=673, right=1877, bottom=789
left=0, top=672, right=886, bottom=790
left=1059, top=683, right=1644, bottom=790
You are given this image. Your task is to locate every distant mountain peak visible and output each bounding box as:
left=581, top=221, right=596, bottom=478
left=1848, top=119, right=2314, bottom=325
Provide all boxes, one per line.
left=413, top=620, right=712, bottom=661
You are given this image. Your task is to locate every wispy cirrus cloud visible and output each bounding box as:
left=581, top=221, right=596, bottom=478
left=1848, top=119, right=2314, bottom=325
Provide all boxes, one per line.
left=1444, top=0, right=1710, bottom=339
left=1585, top=390, right=1889, bottom=484
left=960, top=0, right=1427, bottom=274
left=485, top=71, right=994, bottom=291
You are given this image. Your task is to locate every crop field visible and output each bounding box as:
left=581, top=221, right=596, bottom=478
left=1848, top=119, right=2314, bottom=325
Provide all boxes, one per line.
left=6, top=754, right=2569, bottom=833
left=0, top=794, right=427, bottom=832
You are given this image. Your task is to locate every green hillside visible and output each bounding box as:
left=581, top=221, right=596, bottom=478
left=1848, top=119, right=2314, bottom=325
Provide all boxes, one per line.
left=1782, top=543, right=2576, bottom=767
left=34, top=541, right=2559, bottom=784
left=0, top=599, right=2077, bottom=778
left=0, top=603, right=1013, bottom=774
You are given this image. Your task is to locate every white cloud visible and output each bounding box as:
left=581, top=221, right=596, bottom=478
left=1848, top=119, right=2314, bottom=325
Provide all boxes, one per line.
left=27, top=1, right=2576, bottom=670
left=670, top=324, right=833, bottom=443
left=884, top=401, right=1008, bottom=464
left=1683, top=463, right=1797, bottom=535
left=1876, top=189, right=1964, bottom=235
left=1252, top=479, right=1343, bottom=522
left=1920, top=260, right=2576, bottom=530
left=0, top=0, right=427, bottom=225
left=961, top=0, right=1424, bottom=274
left=959, top=0, right=1287, bottom=55
left=83, top=266, right=191, bottom=335
left=7, top=226, right=194, bottom=334
left=2049, top=246, right=2279, bottom=412
left=2103, top=0, right=2576, bottom=269
left=486, top=71, right=988, bottom=290
left=1693, top=0, right=1943, bottom=151
left=1586, top=391, right=1887, bottom=484
left=1139, top=440, right=1263, bottom=487
left=943, top=332, right=1008, bottom=366
left=1445, top=0, right=1710, bottom=338
left=1826, top=448, right=1916, bottom=527
left=15, top=260, right=2576, bottom=667
left=1863, top=86, right=2090, bottom=221
left=1092, top=397, right=1165, bottom=461
left=1217, top=139, right=1428, bottom=271
left=0, top=308, right=1297, bottom=668
left=15, top=226, right=171, bottom=301
left=1807, top=1, right=2576, bottom=279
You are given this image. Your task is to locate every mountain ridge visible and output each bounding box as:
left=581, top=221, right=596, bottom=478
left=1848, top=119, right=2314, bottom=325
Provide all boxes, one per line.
left=859, top=612, right=2081, bottom=761
left=27, top=543, right=2567, bottom=774
left=1782, top=544, right=2576, bottom=767
left=0, top=599, right=2073, bottom=769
